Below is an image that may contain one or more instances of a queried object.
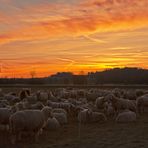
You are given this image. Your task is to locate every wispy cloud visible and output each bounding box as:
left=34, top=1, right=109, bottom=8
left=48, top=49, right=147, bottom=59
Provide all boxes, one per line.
left=0, top=0, right=148, bottom=77
left=0, top=0, right=148, bottom=44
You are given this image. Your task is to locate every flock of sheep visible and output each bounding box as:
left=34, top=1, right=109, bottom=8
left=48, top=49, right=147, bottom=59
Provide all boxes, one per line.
left=0, top=87, right=148, bottom=144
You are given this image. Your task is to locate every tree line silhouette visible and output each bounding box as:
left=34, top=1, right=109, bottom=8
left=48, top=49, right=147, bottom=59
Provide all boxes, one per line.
left=0, top=67, right=148, bottom=85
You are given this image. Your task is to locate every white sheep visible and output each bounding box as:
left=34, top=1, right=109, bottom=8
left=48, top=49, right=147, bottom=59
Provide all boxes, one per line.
left=0, top=88, right=4, bottom=97
left=78, top=109, right=92, bottom=124
left=116, top=110, right=136, bottom=123
left=108, top=94, right=137, bottom=115
left=25, top=95, right=38, bottom=104
left=95, top=97, right=105, bottom=110
left=0, top=100, right=9, bottom=108
left=30, top=102, right=44, bottom=110
left=103, top=102, right=115, bottom=117
left=9, top=106, right=52, bottom=144
left=78, top=108, right=107, bottom=124
left=19, top=88, right=31, bottom=100
left=37, top=91, right=49, bottom=102
left=137, top=94, right=148, bottom=114
left=52, top=108, right=67, bottom=116
left=0, top=108, right=12, bottom=131
left=4, top=95, right=20, bottom=105
left=47, top=100, right=72, bottom=113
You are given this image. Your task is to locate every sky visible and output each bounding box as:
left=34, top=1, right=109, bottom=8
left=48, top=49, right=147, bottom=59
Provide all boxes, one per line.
left=0, top=0, right=148, bottom=78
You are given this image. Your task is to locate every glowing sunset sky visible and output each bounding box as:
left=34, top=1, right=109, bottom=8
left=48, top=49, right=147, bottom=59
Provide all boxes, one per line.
left=0, top=0, right=148, bottom=78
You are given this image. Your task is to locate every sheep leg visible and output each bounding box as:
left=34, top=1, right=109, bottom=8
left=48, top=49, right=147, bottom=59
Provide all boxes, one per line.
left=18, top=132, right=22, bottom=141
left=78, top=121, right=81, bottom=139
left=11, top=134, right=16, bottom=145
left=142, top=106, right=144, bottom=114
left=34, top=131, right=40, bottom=142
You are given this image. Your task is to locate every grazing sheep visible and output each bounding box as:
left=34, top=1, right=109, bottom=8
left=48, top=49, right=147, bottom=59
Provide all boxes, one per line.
left=78, top=108, right=107, bottom=123
left=25, top=95, right=38, bottom=104
left=78, top=109, right=92, bottom=124
left=116, top=110, right=136, bottom=123
left=52, top=112, right=67, bottom=125
left=44, top=117, right=60, bottom=131
left=86, top=92, right=98, bottom=102
left=136, top=89, right=144, bottom=97
left=104, top=102, right=115, bottom=117
left=48, top=91, right=58, bottom=102
left=47, top=100, right=60, bottom=108
left=0, top=88, right=4, bottom=97
left=37, top=91, right=49, bottom=102
left=4, top=95, right=20, bottom=105
left=30, top=102, right=44, bottom=110
left=52, top=108, right=67, bottom=116
left=123, top=91, right=137, bottom=100
left=109, top=94, right=137, bottom=114
left=112, top=88, right=122, bottom=98
left=137, top=94, right=148, bottom=114
left=19, top=88, right=31, bottom=100
left=0, top=100, right=9, bottom=108
left=9, top=106, right=52, bottom=144
left=95, top=97, right=105, bottom=110
left=47, top=100, right=72, bottom=113
left=14, top=102, right=25, bottom=111
left=0, top=108, right=13, bottom=130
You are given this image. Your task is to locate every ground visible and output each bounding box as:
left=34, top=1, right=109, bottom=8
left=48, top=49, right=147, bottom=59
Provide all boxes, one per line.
left=0, top=86, right=148, bottom=148
left=0, top=114, right=148, bottom=148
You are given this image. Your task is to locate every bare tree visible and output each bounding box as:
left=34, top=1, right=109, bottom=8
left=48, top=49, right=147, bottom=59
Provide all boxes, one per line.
left=30, top=70, right=36, bottom=79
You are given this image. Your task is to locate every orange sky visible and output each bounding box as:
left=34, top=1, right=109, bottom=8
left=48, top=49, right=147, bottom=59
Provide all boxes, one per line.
left=0, top=0, right=148, bottom=78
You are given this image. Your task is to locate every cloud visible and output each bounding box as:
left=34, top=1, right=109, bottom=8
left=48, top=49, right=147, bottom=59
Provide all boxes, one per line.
left=0, top=0, right=148, bottom=44
left=83, top=35, right=106, bottom=43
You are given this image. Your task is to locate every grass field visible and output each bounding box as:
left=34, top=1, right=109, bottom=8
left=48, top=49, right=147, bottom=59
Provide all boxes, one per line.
left=0, top=113, right=148, bottom=148
left=0, top=86, right=148, bottom=148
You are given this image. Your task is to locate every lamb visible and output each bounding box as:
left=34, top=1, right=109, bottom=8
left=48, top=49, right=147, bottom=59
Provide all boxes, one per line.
left=52, top=112, right=68, bottom=125
left=44, top=117, right=60, bottom=131
left=116, top=110, right=136, bottom=123
left=9, top=106, right=52, bottom=144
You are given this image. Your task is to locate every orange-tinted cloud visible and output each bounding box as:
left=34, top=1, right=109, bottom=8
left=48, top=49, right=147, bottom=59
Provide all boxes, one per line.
left=0, top=0, right=148, bottom=77
left=0, top=0, right=148, bottom=44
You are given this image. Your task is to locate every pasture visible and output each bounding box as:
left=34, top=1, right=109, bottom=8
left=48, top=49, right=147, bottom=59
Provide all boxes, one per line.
left=1, top=114, right=148, bottom=148
left=0, top=85, right=148, bottom=148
